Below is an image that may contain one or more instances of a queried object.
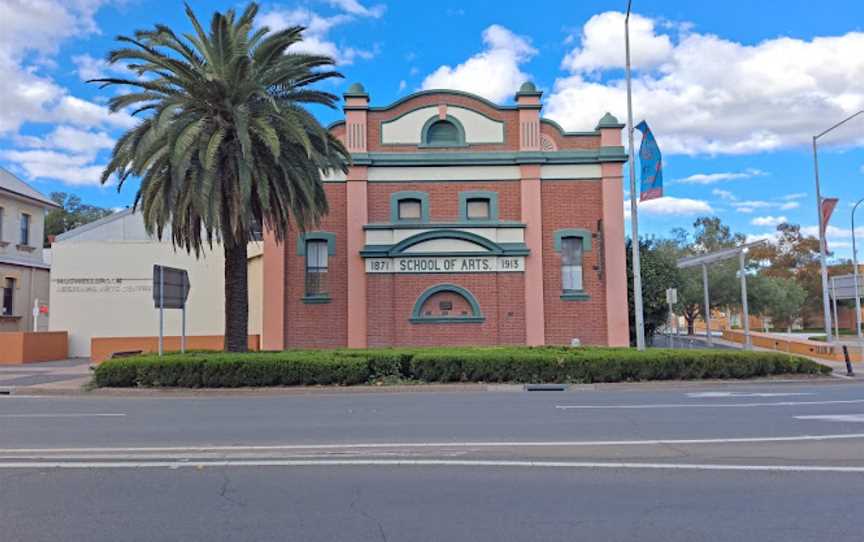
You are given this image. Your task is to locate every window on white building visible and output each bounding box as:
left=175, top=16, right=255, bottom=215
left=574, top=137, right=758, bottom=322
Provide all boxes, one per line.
left=19, top=213, right=30, bottom=246
left=2, top=278, right=14, bottom=316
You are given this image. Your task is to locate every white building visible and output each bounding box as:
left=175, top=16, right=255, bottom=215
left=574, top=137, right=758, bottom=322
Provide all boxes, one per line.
left=0, top=167, right=59, bottom=332
left=49, top=209, right=262, bottom=357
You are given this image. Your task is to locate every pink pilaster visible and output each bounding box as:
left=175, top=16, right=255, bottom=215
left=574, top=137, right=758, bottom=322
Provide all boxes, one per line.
left=520, top=164, right=545, bottom=345
left=601, top=162, right=629, bottom=346
left=343, top=84, right=370, bottom=348
left=262, top=228, right=285, bottom=350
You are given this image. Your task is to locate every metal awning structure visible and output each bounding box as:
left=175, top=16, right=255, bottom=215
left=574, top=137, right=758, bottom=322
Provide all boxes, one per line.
left=676, top=240, right=767, bottom=349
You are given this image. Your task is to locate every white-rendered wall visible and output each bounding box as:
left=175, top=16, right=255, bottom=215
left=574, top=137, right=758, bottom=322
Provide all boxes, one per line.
left=49, top=241, right=262, bottom=357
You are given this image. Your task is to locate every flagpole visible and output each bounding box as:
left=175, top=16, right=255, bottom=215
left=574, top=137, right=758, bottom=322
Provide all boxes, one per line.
left=812, top=110, right=864, bottom=344
left=625, top=0, right=646, bottom=350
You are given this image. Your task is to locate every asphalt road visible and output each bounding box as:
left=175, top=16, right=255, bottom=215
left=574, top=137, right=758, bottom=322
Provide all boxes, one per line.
left=2, top=380, right=864, bottom=541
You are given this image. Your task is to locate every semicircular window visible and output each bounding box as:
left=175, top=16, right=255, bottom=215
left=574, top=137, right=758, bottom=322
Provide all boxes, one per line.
left=426, top=120, right=461, bottom=146
left=410, top=285, right=484, bottom=324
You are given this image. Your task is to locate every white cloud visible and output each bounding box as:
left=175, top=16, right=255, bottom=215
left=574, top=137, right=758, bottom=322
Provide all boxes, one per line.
left=72, top=54, right=108, bottom=80
left=0, top=1, right=135, bottom=136
left=16, top=126, right=114, bottom=156
left=624, top=196, right=712, bottom=219
left=258, top=2, right=380, bottom=65
left=751, top=215, right=788, bottom=227
left=325, top=0, right=385, bottom=18
left=421, top=25, right=536, bottom=103
left=545, top=11, right=864, bottom=155
left=676, top=168, right=767, bottom=185
left=1, top=149, right=107, bottom=186
left=398, top=80, right=407, bottom=92
left=733, top=199, right=800, bottom=213
left=711, top=188, right=736, bottom=201
left=782, top=192, right=807, bottom=201
left=562, top=11, right=673, bottom=73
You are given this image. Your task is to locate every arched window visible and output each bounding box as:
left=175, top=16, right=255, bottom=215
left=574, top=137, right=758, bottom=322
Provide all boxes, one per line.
left=421, top=116, right=465, bottom=147
left=426, top=120, right=459, bottom=145
left=410, top=284, right=484, bottom=324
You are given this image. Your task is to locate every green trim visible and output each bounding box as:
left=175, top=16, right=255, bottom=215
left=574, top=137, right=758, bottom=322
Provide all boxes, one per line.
left=560, top=292, right=591, bottom=301
left=368, top=89, right=518, bottom=112
left=458, top=191, right=499, bottom=221
left=553, top=228, right=592, bottom=252
left=410, top=283, right=484, bottom=323
left=380, top=104, right=505, bottom=131
left=326, top=120, right=346, bottom=130
left=368, top=178, right=521, bottom=184
left=361, top=230, right=529, bottom=258
left=343, top=82, right=369, bottom=98
left=363, top=221, right=525, bottom=230
left=390, top=191, right=430, bottom=223
left=420, top=115, right=467, bottom=147
left=539, top=118, right=598, bottom=137
left=348, top=150, right=628, bottom=167
left=595, top=112, right=625, bottom=129
left=296, top=231, right=336, bottom=256
left=302, top=295, right=332, bottom=304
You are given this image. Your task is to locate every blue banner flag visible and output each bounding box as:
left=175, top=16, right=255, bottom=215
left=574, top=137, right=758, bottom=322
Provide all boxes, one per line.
left=635, top=120, right=663, bottom=202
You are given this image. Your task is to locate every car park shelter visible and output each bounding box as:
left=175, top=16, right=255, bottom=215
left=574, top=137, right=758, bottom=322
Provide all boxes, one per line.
left=262, top=83, right=630, bottom=349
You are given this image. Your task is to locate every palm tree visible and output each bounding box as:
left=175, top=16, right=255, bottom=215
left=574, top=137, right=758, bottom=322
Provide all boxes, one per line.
left=92, top=3, right=350, bottom=352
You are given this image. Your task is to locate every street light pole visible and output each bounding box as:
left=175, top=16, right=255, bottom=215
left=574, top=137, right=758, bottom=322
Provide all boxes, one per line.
left=625, top=0, right=646, bottom=350
left=813, top=110, right=864, bottom=344
left=852, top=197, right=864, bottom=340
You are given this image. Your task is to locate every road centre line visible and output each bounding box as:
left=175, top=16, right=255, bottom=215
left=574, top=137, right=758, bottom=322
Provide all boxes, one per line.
left=795, top=414, right=864, bottom=423
left=556, top=399, right=864, bottom=409
left=0, top=413, right=126, bottom=418
left=2, top=433, right=864, bottom=455
left=685, top=392, right=814, bottom=398
left=0, top=459, right=863, bottom=473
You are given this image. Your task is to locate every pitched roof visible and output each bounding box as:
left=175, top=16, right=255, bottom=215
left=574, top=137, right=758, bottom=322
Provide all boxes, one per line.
left=0, top=167, right=60, bottom=208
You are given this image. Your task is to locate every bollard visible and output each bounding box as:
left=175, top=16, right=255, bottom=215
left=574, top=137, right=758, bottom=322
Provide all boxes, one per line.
left=842, top=345, right=855, bottom=377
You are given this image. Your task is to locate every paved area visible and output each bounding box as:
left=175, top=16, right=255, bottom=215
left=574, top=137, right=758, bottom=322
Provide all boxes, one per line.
left=0, top=358, right=91, bottom=391
left=1, top=380, right=863, bottom=540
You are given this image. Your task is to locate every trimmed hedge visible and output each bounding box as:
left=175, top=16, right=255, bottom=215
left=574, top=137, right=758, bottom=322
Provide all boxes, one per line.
left=92, top=346, right=831, bottom=388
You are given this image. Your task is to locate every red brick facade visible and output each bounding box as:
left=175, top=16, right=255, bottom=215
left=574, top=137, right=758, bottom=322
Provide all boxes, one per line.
left=262, top=84, right=630, bottom=349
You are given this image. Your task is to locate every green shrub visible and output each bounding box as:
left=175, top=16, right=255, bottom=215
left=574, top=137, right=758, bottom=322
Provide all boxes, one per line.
left=93, top=346, right=831, bottom=388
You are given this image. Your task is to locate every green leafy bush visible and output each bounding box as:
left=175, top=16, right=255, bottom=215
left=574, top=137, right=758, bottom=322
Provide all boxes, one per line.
left=93, top=346, right=831, bottom=388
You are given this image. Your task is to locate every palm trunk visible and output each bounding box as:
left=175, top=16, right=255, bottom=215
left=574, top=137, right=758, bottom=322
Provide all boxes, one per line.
left=224, top=240, right=248, bottom=352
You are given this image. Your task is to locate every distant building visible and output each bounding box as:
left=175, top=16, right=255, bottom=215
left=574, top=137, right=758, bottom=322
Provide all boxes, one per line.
left=262, top=83, right=630, bottom=349
left=0, top=167, right=59, bottom=332
left=49, top=210, right=262, bottom=358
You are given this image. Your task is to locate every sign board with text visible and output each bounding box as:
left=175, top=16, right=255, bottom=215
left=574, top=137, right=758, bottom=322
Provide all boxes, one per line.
left=365, top=256, right=525, bottom=274
left=152, top=265, right=190, bottom=309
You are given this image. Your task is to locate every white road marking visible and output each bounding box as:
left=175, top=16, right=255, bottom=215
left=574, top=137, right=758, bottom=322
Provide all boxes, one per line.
left=0, top=413, right=125, bottom=418
left=796, top=414, right=864, bottom=423
left=2, top=433, right=864, bottom=455
left=686, top=392, right=814, bottom=398
left=0, top=459, right=862, bottom=472
left=556, top=399, right=864, bottom=409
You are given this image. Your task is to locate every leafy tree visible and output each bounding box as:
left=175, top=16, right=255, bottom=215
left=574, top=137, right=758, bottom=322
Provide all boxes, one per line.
left=626, top=237, right=681, bottom=345
left=93, top=3, right=350, bottom=351
left=44, top=192, right=114, bottom=246
left=670, top=217, right=743, bottom=334
left=748, top=275, right=807, bottom=332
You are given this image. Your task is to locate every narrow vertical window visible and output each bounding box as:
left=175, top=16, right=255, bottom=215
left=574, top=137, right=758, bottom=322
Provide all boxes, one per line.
left=0, top=207, right=4, bottom=241
left=19, top=213, right=30, bottom=246
left=2, top=278, right=13, bottom=316
left=561, top=237, right=583, bottom=292
left=305, top=240, right=329, bottom=297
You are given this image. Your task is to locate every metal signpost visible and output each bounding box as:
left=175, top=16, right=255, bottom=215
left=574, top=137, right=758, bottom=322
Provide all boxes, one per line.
left=666, top=288, right=678, bottom=348
left=153, top=265, right=190, bottom=356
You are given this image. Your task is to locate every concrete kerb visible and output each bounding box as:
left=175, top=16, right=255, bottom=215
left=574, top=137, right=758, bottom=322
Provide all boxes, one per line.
left=7, top=373, right=849, bottom=398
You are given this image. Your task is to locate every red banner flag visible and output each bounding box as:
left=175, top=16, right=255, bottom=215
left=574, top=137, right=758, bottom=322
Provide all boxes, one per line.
left=821, top=197, right=839, bottom=252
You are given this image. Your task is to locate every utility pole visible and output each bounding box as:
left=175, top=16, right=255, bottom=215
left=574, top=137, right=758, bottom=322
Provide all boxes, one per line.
left=851, top=197, right=864, bottom=340
left=625, top=0, right=646, bottom=350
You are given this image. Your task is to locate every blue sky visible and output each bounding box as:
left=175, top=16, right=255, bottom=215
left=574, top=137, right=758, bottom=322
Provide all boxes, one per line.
left=1, top=0, right=862, bottom=258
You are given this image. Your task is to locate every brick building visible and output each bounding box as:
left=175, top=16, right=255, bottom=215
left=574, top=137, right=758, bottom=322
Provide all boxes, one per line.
left=262, top=82, right=629, bottom=349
